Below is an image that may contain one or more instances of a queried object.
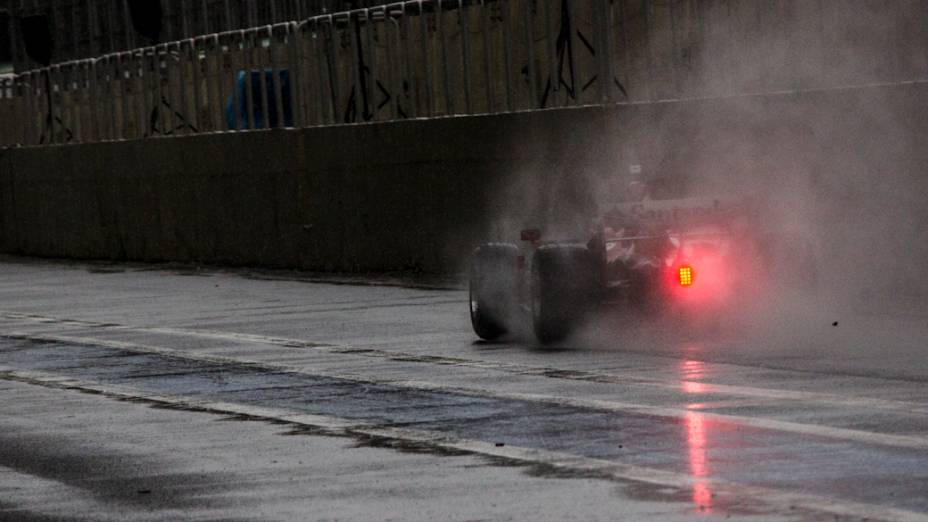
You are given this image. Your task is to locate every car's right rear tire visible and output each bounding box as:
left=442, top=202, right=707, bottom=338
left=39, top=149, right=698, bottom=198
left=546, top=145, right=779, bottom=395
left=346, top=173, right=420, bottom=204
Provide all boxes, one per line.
left=531, top=245, right=597, bottom=344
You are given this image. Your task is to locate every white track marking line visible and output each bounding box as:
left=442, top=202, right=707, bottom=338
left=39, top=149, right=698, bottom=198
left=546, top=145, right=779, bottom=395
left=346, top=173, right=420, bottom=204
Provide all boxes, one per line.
left=2, top=330, right=928, bottom=451
left=0, top=312, right=333, bottom=347
left=3, top=310, right=927, bottom=418
left=1, top=365, right=926, bottom=522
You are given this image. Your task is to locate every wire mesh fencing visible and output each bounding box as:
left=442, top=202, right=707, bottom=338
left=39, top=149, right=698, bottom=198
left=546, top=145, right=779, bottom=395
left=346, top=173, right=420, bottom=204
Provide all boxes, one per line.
left=0, top=0, right=631, bottom=146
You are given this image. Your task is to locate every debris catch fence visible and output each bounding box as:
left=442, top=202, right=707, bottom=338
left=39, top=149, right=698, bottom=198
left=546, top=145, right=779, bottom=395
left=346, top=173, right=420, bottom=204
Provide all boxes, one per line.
left=0, top=0, right=627, bottom=146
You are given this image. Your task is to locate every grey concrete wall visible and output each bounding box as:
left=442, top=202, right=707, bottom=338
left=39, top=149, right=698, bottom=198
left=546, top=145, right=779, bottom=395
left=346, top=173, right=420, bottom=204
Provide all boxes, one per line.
left=0, top=107, right=613, bottom=273
left=1, top=82, right=926, bottom=295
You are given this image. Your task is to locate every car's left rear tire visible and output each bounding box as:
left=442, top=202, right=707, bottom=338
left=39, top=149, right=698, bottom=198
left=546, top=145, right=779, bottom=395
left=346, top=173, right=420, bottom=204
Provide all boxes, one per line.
left=469, top=243, right=519, bottom=340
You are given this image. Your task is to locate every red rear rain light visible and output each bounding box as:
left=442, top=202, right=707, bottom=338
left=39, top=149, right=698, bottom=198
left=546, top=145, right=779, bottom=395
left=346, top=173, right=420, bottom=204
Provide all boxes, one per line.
left=678, top=266, right=694, bottom=287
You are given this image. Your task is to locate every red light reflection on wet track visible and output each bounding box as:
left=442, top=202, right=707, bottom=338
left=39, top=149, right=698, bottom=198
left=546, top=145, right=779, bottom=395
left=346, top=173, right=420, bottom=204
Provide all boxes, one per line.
left=681, top=359, right=714, bottom=513
left=683, top=380, right=708, bottom=394
left=686, top=411, right=713, bottom=512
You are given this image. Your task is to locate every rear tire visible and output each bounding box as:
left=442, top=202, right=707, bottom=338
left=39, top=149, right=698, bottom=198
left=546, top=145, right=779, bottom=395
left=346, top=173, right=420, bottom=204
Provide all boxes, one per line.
left=531, top=246, right=597, bottom=344
left=469, top=243, right=519, bottom=340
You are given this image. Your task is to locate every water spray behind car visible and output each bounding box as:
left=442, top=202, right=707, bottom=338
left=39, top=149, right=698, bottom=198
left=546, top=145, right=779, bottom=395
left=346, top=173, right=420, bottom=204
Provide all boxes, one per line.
left=468, top=7, right=928, bottom=350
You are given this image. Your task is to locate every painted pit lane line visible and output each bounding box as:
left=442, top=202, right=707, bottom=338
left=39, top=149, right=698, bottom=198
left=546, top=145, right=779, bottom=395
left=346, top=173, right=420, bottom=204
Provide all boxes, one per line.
left=1, top=366, right=927, bottom=522
left=2, top=310, right=928, bottom=419
left=2, top=329, right=928, bottom=454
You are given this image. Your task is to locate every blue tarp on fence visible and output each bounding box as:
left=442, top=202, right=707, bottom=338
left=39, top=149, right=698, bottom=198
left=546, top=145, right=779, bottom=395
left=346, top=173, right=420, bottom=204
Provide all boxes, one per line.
left=225, top=69, right=293, bottom=130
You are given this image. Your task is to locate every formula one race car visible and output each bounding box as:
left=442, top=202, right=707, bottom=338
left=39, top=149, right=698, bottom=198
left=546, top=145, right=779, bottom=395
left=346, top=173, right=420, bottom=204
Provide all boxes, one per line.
left=469, top=191, right=817, bottom=343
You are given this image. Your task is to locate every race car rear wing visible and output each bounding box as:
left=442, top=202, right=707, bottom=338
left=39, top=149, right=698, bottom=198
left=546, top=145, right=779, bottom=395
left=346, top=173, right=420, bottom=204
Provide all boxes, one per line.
left=604, top=231, right=734, bottom=243
left=602, top=196, right=753, bottom=229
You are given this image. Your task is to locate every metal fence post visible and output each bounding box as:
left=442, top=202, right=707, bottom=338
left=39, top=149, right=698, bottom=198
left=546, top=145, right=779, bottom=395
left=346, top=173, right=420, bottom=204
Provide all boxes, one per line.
left=523, top=0, right=538, bottom=108
left=49, top=65, right=60, bottom=144
left=199, top=36, right=216, bottom=132
left=190, top=38, right=205, bottom=132
left=139, top=47, right=158, bottom=138
left=481, top=0, right=493, bottom=112
left=287, top=21, right=305, bottom=128
left=348, top=11, right=362, bottom=122
left=159, top=44, right=175, bottom=135
left=1, top=78, right=7, bottom=146
left=363, top=9, right=376, bottom=120
left=201, top=0, right=211, bottom=34
left=19, top=73, right=35, bottom=145
left=180, top=0, right=191, bottom=38
left=0, top=77, right=10, bottom=145
left=304, top=19, right=320, bottom=125
left=43, top=68, right=52, bottom=144
left=643, top=0, right=655, bottom=100
left=20, top=74, right=31, bottom=145
left=119, top=53, right=131, bottom=140
left=154, top=47, right=166, bottom=135
left=617, top=0, right=630, bottom=100
left=57, top=65, right=67, bottom=144
left=11, top=77, right=20, bottom=145
left=137, top=52, right=145, bottom=139
left=418, top=0, right=432, bottom=117
left=59, top=66, right=71, bottom=143
left=309, top=19, right=330, bottom=125
left=271, top=25, right=286, bottom=128
left=226, top=33, right=241, bottom=131
left=565, top=0, right=578, bottom=106
left=457, top=0, right=471, bottom=114
left=69, top=65, right=81, bottom=143
left=382, top=7, right=400, bottom=120
left=593, top=0, right=614, bottom=104
left=258, top=27, right=272, bottom=128
left=325, top=15, right=341, bottom=124
left=437, top=0, right=452, bottom=115
left=174, top=41, right=190, bottom=135
left=20, top=75, right=34, bottom=144
left=105, top=56, right=117, bottom=140
left=126, top=51, right=145, bottom=139
left=502, top=0, right=514, bottom=111
left=71, top=65, right=82, bottom=142
left=87, top=60, right=99, bottom=142
left=81, top=62, right=91, bottom=142
left=400, top=3, right=416, bottom=118
left=243, top=31, right=257, bottom=129
left=543, top=0, right=556, bottom=105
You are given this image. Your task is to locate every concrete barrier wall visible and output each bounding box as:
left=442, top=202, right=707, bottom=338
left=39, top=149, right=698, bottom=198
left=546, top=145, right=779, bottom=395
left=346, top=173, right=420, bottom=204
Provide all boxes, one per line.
left=1, top=82, right=927, bottom=294
left=0, top=107, right=614, bottom=273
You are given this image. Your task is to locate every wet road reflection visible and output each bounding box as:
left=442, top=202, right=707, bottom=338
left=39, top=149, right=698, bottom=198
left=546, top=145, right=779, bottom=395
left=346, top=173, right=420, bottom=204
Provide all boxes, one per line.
left=682, top=380, right=709, bottom=394
left=682, top=359, right=714, bottom=513
left=686, top=411, right=713, bottom=513
left=680, top=357, right=711, bottom=393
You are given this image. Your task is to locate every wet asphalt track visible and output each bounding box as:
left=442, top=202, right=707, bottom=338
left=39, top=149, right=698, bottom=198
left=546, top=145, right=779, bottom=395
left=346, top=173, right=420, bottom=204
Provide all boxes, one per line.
left=1, top=257, right=927, bottom=521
